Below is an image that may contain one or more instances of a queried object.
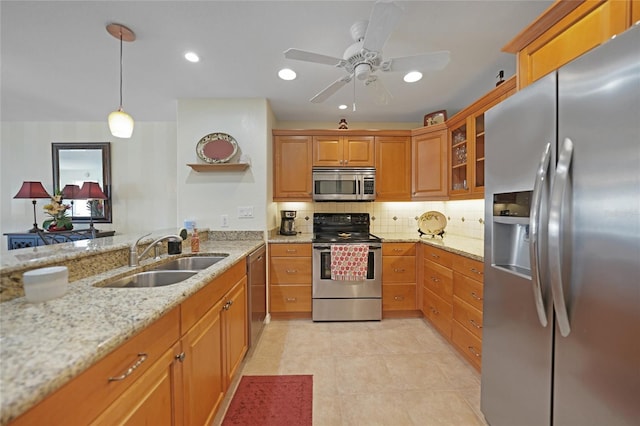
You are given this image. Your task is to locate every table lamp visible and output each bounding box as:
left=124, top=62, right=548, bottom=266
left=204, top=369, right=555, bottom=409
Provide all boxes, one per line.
left=76, top=181, right=107, bottom=235
left=13, top=181, right=51, bottom=233
left=61, top=184, right=81, bottom=215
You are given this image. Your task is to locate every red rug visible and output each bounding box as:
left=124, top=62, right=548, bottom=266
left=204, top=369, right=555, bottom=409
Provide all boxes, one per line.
left=222, top=375, right=313, bottom=426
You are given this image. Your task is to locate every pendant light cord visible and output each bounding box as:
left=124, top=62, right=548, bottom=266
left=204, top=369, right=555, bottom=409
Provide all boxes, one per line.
left=119, top=31, right=123, bottom=109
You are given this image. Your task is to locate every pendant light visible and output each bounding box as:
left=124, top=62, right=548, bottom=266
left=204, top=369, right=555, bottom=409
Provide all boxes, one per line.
left=106, top=23, right=136, bottom=138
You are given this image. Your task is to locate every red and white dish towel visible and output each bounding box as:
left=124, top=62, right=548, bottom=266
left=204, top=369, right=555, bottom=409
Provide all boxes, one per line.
left=330, top=244, right=369, bottom=281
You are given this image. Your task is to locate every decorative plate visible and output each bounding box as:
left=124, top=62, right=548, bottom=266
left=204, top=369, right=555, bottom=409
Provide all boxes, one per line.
left=196, top=132, right=238, bottom=163
left=418, top=211, right=447, bottom=237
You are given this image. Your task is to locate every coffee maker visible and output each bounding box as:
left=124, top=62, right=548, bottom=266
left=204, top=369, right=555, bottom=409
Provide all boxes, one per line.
left=279, top=210, right=297, bottom=235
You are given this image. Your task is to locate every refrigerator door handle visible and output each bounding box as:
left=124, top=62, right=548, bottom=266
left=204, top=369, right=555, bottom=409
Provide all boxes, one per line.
left=529, top=142, right=551, bottom=327
left=549, top=137, right=574, bottom=337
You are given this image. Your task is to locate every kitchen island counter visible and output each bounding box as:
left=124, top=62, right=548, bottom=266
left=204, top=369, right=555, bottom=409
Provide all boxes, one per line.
left=0, top=238, right=263, bottom=425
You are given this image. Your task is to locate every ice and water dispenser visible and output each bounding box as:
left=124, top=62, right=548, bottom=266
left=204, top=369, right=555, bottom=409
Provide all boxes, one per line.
left=492, top=191, right=533, bottom=278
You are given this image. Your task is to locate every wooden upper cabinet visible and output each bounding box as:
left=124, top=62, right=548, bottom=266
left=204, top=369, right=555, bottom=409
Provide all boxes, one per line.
left=313, top=135, right=374, bottom=167
left=273, top=135, right=312, bottom=201
left=503, top=0, right=633, bottom=89
left=375, top=136, right=411, bottom=201
left=411, top=125, right=448, bottom=200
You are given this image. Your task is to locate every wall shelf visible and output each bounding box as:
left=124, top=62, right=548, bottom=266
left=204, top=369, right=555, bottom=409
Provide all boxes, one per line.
left=187, top=163, right=249, bottom=172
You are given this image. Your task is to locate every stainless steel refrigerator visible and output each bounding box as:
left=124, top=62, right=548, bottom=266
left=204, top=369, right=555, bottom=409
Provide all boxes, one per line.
left=481, top=24, right=640, bottom=426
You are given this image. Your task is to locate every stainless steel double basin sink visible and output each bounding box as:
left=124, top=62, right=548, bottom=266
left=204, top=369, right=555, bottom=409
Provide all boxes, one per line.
left=96, top=255, right=228, bottom=288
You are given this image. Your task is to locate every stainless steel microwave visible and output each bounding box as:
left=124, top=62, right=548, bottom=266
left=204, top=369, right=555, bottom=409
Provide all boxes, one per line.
left=312, top=168, right=376, bottom=201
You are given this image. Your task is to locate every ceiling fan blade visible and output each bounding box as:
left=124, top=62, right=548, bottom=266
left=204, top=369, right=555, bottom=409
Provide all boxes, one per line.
left=284, top=48, right=345, bottom=67
left=365, top=75, right=392, bottom=105
left=381, top=51, right=451, bottom=72
left=362, top=1, right=402, bottom=52
left=310, top=74, right=353, bottom=103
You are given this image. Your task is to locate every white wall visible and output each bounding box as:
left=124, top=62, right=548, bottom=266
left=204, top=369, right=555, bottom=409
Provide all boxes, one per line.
left=176, top=99, right=271, bottom=231
left=0, top=122, right=177, bottom=236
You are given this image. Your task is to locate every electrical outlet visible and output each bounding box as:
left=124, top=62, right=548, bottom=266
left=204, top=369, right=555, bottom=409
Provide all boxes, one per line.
left=221, top=214, right=229, bottom=228
left=237, top=206, right=254, bottom=218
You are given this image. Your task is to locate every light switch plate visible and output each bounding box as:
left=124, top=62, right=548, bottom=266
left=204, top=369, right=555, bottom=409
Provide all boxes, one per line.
left=237, top=206, right=254, bottom=218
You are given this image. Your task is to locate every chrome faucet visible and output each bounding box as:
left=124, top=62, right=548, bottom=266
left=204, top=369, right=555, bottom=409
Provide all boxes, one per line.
left=129, top=233, right=183, bottom=267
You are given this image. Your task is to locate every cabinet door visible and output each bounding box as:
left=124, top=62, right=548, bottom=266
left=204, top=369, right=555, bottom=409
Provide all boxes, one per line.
left=91, top=344, right=182, bottom=426
left=412, top=129, right=448, bottom=199
left=375, top=136, right=411, bottom=200
left=449, top=118, right=470, bottom=197
left=312, top=135, right=342, bottom=166
left=224, top=277, right=248, bottom=386
left=274, top=135, right=312, bottom=200
left=343, top=136, right=375, bottom=166
left=182, top=299, right=225, bottom=426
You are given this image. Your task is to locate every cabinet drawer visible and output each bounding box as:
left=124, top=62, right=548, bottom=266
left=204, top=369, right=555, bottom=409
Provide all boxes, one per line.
left=382, top=256, right=416, bottom=283
left=382, top=243, right=416, bottom=256
left=269, top=243, right=311, bottom=257
left=452, top=320, right=482, bottom=371
left=382, top=284, right=416, bottom=311
left=270, top=285, right=312, bottom=312
left=453, top=272, right=483, bottom=311
left=422, top=245, right=454, bottom=268
left=11, top=308, right=180, bottom=426
left=423, top=259, right=453, bottom=301
left=453, top=296, right=483, bottom=339
left=452, top=256, right=484, bottom=280
left=423, top=288, right=452, bottom=339
left=269, top=257, right=312, bottom=284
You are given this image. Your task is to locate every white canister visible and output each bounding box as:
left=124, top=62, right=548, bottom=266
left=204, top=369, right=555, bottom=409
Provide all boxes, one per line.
left=22, top=266, right=69, bottom=303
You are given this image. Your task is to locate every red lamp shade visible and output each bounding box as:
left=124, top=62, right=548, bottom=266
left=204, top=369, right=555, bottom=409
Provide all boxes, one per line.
left=13, top=181, right=51, bottom=199
left=61, top=184, right=81, bottom=200
left=76, top=182, right=107, bottom=200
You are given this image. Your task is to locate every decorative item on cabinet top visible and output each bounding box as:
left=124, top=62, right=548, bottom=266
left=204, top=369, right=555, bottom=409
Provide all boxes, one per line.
left=423, top=110, right=447, bottom=127
left=187, top=131, right=250, bottom=172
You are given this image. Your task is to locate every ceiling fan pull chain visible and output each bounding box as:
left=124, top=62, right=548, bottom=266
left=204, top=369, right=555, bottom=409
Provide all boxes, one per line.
left=353, top=77, right=357, bottom=111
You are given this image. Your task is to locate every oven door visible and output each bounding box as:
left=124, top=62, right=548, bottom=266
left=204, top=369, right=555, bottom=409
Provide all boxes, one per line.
left=312, top=244, right=382, bottom=298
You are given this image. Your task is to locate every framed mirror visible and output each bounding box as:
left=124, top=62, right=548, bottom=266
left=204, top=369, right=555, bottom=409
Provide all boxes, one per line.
left=52, top=142, right=112, bottom=224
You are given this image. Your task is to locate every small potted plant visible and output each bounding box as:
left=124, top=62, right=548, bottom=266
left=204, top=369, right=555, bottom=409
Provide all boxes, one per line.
left=43, top=190, right=73, bottom=231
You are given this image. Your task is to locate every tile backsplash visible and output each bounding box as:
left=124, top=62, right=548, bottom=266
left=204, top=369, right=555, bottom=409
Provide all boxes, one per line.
left=276, top=199, right=485, bottom=240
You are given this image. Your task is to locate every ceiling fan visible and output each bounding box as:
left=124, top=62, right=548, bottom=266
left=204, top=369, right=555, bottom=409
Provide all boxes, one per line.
left=284, top=0, right=450, bottom=105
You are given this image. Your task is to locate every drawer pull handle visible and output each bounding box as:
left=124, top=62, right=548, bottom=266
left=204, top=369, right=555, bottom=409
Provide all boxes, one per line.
left=286, top=249, right=297, bottom=253
left=470, top=268, right=483, bottom=275
left=394, top=268, right=405, bottom=273
left=394, top=295, right=404, bottom=301
left=468, top=346, right=481, bottom=358
left=285, top=269, right=298, bottom=274
left=430, top=254, right=440, bottom=259
left=471, top=292, right=482, bottom=301
left=286, top=297, right=297, bottom=302
left=469, top=319, right=482, bottom=329
left=108, top=353, right=148, bottom=382
left=430, top=306, right=439, bottom=314
left=430, top=276, right=440, bottom=283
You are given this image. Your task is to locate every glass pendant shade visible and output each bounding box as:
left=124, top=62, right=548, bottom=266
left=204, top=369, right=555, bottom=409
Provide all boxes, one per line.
left=108, top=108, right=134, bottom=138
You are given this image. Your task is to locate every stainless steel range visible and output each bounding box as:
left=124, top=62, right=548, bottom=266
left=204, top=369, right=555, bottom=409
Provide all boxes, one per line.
left=312, top=213, right=382, bottom=321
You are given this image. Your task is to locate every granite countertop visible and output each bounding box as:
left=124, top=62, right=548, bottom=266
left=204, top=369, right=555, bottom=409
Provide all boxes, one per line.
left=0, top=239, right=264, bottom=425
left=268, top=231, right=484, bottom=261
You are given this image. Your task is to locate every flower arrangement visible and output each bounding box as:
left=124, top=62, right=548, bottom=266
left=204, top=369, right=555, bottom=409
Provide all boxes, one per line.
left=43, top=190, right=73, bottom=231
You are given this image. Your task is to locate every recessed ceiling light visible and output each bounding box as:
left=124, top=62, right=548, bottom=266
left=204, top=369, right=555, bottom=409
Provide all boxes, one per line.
left=338, top=104, right=348, bottom=110
left=278, top=68, right=297, bottom=81
left=184, top=52, right=200, bottom=63
left=404, top=71, right=423, bottom=83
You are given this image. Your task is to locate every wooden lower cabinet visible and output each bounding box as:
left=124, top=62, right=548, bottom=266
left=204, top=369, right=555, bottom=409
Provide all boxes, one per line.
left=421, top=243, right=484, bottom=372
left=382, top=243, right=417, bottom=315
left=10, top=260, right=249, bottom=426
left=269, top=243, right=312, bottom=318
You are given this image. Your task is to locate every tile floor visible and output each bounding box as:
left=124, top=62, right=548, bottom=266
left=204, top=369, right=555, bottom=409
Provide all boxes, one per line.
left=213, top=318, right=489, bottom=426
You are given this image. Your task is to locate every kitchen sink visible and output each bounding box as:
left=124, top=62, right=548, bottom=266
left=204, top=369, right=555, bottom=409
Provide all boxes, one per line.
left=97, top=270, right=198, bottom=288
left=150, top=255, right=228, bottom=271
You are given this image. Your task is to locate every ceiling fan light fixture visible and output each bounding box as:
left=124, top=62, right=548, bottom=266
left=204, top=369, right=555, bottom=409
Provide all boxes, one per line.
left=278, top=68, right=297, bottom=81
left=403, top=71, right=423, bottom=83
left=106, top=23, right=135, bottom=139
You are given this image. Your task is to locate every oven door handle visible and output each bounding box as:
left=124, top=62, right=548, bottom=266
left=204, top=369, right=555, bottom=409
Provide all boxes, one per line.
left=313, top=245, right=381, bottom=250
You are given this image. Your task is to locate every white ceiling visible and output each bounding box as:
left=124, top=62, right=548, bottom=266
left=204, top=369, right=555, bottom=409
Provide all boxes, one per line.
left=0, top=0, right=552, bottom=124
